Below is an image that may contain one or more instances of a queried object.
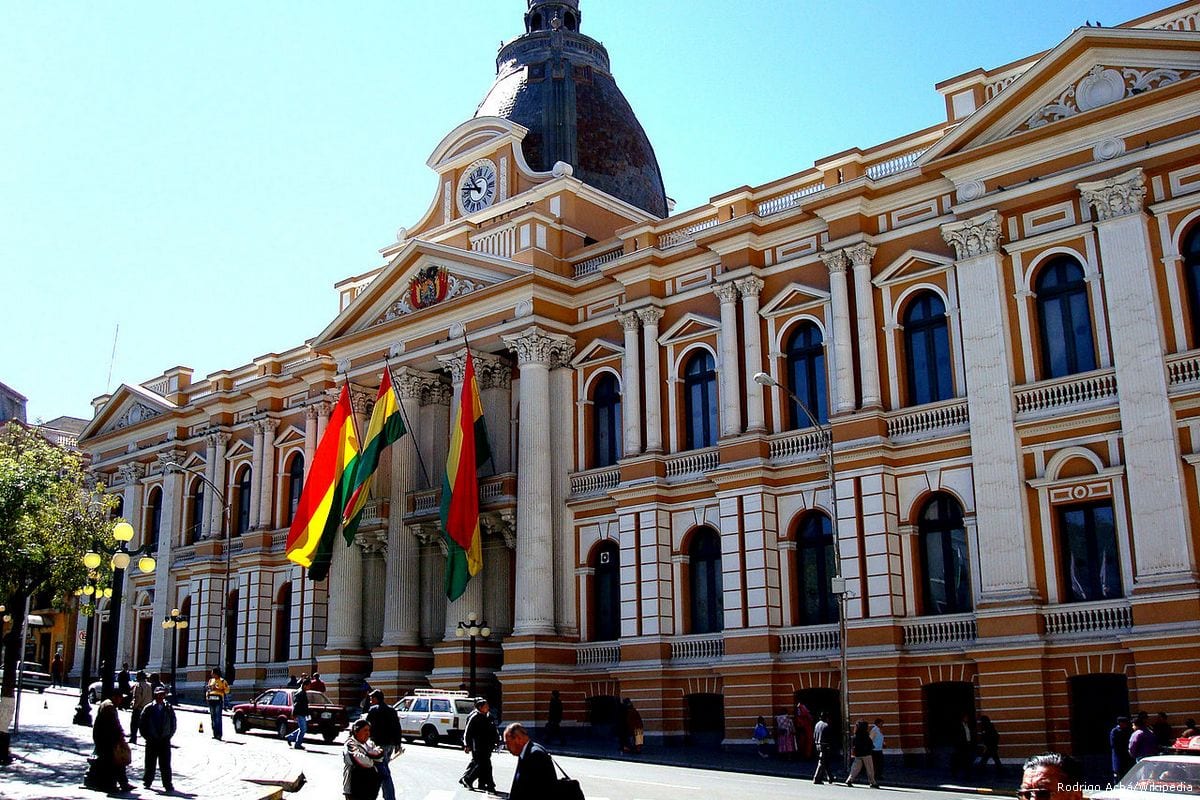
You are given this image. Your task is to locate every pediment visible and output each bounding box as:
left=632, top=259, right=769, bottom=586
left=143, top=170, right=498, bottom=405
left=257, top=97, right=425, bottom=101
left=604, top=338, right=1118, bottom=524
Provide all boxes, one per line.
left=873, top=250, right=954, bottom=288
left=182, top=451, right=206, bottom=471
left=923, top=28, right=1200, bottom=162
left=759, top=283, right=830, bottom=319
left=312, top=241, right=533, bottom=346
left=226, top=439, right=253, bottom=459
left=571, top=338, right=624, bottom=367
left=658, top=312, right=720, bottom=345
left=274, top=425, right=306, bottom=447
left=80, top=384, right=177, bottom=440
left=427, top=117, right=532, bottom=173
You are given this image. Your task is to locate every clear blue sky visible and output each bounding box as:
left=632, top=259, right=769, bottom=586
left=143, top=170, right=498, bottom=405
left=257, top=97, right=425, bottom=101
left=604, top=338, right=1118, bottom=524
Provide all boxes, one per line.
left=1, top=0, right=1167, bottom=423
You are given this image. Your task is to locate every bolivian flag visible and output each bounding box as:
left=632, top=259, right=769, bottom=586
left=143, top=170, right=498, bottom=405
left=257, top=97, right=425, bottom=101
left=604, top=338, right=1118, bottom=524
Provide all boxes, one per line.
left=441, top=350, right=492, bottom=600
left=342, top=366, right=407, bottom=541
left=286, top=385, right=359, bottom=581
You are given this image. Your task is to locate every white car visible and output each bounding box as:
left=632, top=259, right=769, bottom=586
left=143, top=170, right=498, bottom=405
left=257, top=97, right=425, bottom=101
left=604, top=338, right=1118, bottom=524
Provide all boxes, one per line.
left=1092, top=754, right=1200, bottom=798
left=394, top=689, right=476, bottom=746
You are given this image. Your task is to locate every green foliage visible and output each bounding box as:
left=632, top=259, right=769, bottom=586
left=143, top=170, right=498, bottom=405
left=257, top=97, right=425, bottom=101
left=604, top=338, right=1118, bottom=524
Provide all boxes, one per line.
left=0, top=424, right=118, bottom=605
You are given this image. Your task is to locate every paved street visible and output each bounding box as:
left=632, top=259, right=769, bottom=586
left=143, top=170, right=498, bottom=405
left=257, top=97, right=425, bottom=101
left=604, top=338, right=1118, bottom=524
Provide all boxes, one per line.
left=1, top=687, right=1015, bottom=799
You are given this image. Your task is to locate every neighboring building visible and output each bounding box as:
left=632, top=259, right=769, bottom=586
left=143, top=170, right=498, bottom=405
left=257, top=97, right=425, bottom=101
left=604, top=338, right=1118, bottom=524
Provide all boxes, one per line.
left=77, top=0, right=1200, bottom=765
left=0, top=381, right=27, bottom=425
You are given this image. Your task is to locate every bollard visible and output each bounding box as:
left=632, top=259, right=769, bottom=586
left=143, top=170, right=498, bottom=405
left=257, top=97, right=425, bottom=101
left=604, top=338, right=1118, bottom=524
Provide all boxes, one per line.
left=199, top=721, right=204, bottom=733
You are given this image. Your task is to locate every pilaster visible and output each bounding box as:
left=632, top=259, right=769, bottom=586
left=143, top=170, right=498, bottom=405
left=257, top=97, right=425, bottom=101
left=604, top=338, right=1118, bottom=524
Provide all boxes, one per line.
left=820, top=250, right=857, bottom=413
left=847, top=243, right=882, bottom=409
left=735, top=277, right=766, bottom=432
left=713, top=281, right=743, bottom=436
left=254, top=417, right=279, bottom=530
left=637, top=306, right=665, bottom=453
left=617, top=311, right=643, bottom=456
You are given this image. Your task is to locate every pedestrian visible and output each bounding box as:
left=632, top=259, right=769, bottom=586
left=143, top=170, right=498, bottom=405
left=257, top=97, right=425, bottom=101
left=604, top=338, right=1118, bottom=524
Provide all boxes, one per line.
left=460, top=697, right=499, bottom=792
left=118, top=662, right=132, bottom=705
left=1152, top=712, right=1175, bottom=748
left=365, top=689, right=402, bottom=800
left=139, top=685, right=177, bottom=793
left=952, top=712, right=975, bottom=778
left=51, top=650, right=64, bottom=688
left=795, top=702, right=815, bottom=759
left=310, top=672, right=327, bottom=693
left=129, top=670, right=153, bottom=745
left=1110, top=716, right=1134, bottom=782
left=89, top=690, right=134, bottom=793
left=286, top=674, right=298, bottom=689
left=869, top=717, right=886, bottom=780
left=359, top=677, right=373, bottom=714
left=546, top=689, right=564, bottom=744
left=977, top=715, right=1002, bottom=773
left=1019, top=752, right=1083, bottom=800
left=775, top=707, right=797, bottom=759
left=206, top=667, right=229, bottom=740
left=622, top=698, right=644, bottom=754
left=753, top=715, right=771, bottom=758
left=286, top=678, right=310, bottom=750
left=846, top=719, right=879, bottom=788
left=503, top=723, right=557, bottom=799
left=812, top=711, right=838, bottom=784
left=343, top=719, right=384, bottom=800
left=1183, top=718, right=1198, bottom=738
left=1129, top=714, right=1159, bottom=762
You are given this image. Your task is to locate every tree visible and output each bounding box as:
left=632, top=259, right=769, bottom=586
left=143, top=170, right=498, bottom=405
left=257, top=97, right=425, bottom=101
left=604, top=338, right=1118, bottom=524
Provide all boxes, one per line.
left=0, top=423, right=117, bottom=763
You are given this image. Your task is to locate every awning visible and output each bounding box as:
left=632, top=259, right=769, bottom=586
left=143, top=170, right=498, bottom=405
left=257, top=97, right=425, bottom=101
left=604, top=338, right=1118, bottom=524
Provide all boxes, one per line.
left=25, top=614, right=48, bottom=627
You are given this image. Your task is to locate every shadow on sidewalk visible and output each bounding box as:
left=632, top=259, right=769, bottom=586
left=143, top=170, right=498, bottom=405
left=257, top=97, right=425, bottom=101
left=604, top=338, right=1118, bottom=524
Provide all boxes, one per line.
left=3, top=726, right=94, bottom=792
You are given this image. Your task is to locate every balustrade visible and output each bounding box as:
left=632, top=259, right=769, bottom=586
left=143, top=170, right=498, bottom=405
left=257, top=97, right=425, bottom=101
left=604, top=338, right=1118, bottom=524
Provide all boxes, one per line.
left=657, top=217, right=719, bottom=249
left=1042, top=600, right=1132, bottom=636
left=576, top=643, right=621, bottom=666
left=768, top=429, right=827, bottom=461
left=778, top=624, right=840, bottom=655
left=901, top=614, right=977, bottom=648
left=470, top=223, right=518, bottom=258
left=887, top=399, right=969, bottom=439
left=572, top=246, right=623, bottom=278
left=569, top=467, right=620, bottom=497
left=665, top=448, right=719, bottom=478
left=756, top=182, right=825, bottom=216
left=1014, top=368, right=1117, bottom=416
left=1167, top=350, right=1200, bottom=387
left=865, top=147, right=928, bottom=180
left=670, top=633, right=725, bottom=661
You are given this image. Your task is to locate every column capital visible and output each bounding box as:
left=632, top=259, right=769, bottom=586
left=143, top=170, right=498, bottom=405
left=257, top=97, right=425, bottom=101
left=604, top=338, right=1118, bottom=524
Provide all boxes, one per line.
left=118, top=462, right=146, bottom=485
left=734, top=276, right=764, bottom=299
left=155, top=450, right=186, bottom=473
left=203, top=429, right=231, bottom=449
left=355, top=530, right=388, bottom=555
left=636, top=305, right=665, bottom=326
left=1078, top=167, right=1146, bottom=221
left=616, top=310, right=641, bottom=331
left=502, top=327, right=575, bottom=367
left=391, top=367, right=442, bottom=402
left=845, top=243, right=877, bottom=269
left=476, top=354, right=514, bottom=390
left=350, top=388, right=374, bottom=415
left=304, top=403, right=322, bottom=421
left=251, top=416, right=279, bottom=435
left=819, top=249, right=850, bottom=274
left=941, top=210, right=1004, bottom=260
left=712, top=280, right=741, bottom=304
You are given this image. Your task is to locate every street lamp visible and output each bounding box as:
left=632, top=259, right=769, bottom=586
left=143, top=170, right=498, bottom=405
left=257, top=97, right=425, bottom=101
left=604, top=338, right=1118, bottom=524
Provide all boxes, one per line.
left=86, top=521, right=157, bottom=701
left=455, top=612, right=491, bottom=698
left=753, top=371, right=851, bottom=767
left=161, top=608, right=189, bottom=702
left=72, top=573, right=107, bottom=726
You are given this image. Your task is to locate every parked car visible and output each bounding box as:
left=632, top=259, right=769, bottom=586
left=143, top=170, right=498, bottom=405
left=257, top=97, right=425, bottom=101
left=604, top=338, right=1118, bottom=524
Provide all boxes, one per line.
left=231, top=688, right=348, bottom=743
left=2, top=662, right=51, bottom=693
left=1092, top=738, right=1200, bottom=798
left=86, top=673, right=122, bottom=703
left=394, top=689, right=475, bottom=746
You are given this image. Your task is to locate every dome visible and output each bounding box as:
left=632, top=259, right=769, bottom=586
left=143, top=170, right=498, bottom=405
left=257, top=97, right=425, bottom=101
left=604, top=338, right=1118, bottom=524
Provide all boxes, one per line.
left=475, top=3, right=668, bottom=218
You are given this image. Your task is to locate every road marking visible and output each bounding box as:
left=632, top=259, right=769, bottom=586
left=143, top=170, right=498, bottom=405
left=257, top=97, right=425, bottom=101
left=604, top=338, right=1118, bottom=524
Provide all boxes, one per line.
left=421, top=791, right=457, bottom=800
left=594, top=775, right=703, bottom=789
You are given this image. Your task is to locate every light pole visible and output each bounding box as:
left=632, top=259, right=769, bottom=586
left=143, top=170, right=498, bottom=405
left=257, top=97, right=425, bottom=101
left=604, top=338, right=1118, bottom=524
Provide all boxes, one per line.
left=161, top=608, right=188, bottom=701
left=72, top=573, right=109, bottom=726
left=86, top=521, right=157, bottom=701
left=455, top=612, right=491, bottom=698
left=753, top=371, right=851, bottom=767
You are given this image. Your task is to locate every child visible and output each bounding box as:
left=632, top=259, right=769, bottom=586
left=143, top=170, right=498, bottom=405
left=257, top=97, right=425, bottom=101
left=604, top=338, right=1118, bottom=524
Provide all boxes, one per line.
left=753, top=715, right=771, bottom=758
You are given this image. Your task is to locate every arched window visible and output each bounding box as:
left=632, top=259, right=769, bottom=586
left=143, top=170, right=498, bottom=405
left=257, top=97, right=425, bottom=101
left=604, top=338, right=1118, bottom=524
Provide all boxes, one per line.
left=904, top=292, right=954, bottom=406
left=187, top=479, right=205, bottom=545
left=794, top=513, right=838, bottom=625
left=274, top=582, right=292, bottom=663
left=918, top=494, right=972, bottom=615
left=235, top=466, right=253, bottom=536
left=145, top=487, right=163, bottom=549
left=785, top=322, right=828, bottom=429
left=1058, top=500, right=1122, bottom=603
left=1183, top=225, right=1200, bottom=346
left=591, top=540, right=620, bottom=642
left=591, top=373, right=622, bottom=468
left=1036, top=257, right=1097, bottom=378
left=683, top=351, right=718, bottom=450
left=284, top=454, right=304, bottom=527
left=688, top=527, right=723, bottom=634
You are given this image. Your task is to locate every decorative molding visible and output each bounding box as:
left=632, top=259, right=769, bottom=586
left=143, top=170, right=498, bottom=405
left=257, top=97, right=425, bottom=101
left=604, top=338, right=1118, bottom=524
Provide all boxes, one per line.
left=1093, top=138, right=1126, bottom=162
left=819, top=249, right=850, bottom=275
left=503, top=327, right=575, bottom=367
left=252, top=417, right=279, bottom=435
left=156, top=450, right=186, bottom=472
left=1018, top=66, right=1199, bottom=133
left=845, top=243, right=877, bottom=269
left=350, top=389, right=374, bottom=415
left=370, top=268, right=487, bottom=326
left=1078, top=167, right=1147, bottom=221
left=476, top=355, right=513, bottom=390
left=734, top=276, right=764, bottom=299
left=636, top=306, right=664, bottom=326
left=941, top=210, right=1003, bottom=260
left=112, top=403, right=161, bottom=431
left=118, top=463, right=146, bottom=485
left=956, top=180, right=987, bottom=203
left=616, top=310, right=641, bottom=332
left=355, top=530, right=387, bottom=555
left=712, top=281, right=741, bottom=304
left=204, top=430, right=231, bottom=449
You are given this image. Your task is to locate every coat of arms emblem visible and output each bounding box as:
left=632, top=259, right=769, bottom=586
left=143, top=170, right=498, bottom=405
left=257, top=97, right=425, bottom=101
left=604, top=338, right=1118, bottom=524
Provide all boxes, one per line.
left=408, top=265, right=450, bottom=310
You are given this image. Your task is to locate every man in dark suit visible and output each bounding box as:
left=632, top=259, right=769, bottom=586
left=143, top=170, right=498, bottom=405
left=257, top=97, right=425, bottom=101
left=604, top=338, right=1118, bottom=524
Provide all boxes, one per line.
left=461, top=698, right=498, bottom=792
left=504, top=723, right=557, bottom=799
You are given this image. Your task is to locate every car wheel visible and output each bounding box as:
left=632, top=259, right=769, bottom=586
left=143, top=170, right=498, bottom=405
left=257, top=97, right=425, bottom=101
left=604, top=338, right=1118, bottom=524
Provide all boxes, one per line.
left=233, top=714, right=247, bottom=734
left=323, top=730, right=338, bottom=744
left=277, top=719, right=289, bottom=739
left=421, top=726, right=439, bottom=747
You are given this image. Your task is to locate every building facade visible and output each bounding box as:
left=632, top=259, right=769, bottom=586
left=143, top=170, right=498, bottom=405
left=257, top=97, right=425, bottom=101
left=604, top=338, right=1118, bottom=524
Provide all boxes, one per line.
left=77, top=0, right=1200, bottom=764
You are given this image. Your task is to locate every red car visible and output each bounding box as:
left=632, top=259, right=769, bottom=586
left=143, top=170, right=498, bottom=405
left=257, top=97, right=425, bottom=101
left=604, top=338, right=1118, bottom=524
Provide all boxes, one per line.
left=231, top=687, right=348, bottom=743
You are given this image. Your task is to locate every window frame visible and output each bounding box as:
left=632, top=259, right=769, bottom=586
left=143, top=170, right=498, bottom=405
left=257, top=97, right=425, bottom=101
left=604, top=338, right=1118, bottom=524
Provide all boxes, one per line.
left=1056, top=500, right=1122, bottom=603
left=591, top=540, right=620, bottom=642
left=917, top=493, right=973, bottom=616
left=1035, top=256, right=1097, bottom=379
left=784, top=321, right=828, bottom=429
left=688, top=527, right=724, bottom=635
left=591, top=372, right=622, bottom=469
left=903, top=292, right=954, bottom=406
left=794, top=512, right=838, bottom=626
left=682, top=350, right=719, bottom=450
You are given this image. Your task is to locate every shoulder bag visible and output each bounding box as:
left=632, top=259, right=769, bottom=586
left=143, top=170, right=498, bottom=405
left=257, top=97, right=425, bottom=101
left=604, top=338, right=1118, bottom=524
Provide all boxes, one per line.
left=113, top=737, right=132, bottom=767
left=552, top=757, right=585, bottom=800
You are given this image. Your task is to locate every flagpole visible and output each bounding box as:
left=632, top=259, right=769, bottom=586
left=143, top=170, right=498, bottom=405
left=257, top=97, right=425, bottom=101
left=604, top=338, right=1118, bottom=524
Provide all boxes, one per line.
left=459, top=329, right=500, bottom=477
left=382, top=359, right=434, bottom=490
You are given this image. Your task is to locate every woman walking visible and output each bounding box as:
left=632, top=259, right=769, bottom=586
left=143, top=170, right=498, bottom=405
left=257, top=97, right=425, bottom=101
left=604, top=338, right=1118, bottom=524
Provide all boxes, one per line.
left=846, top=720, right=879, bottom=788
left=344, top=719, right=385, bottom=800
left=775, top=708, right=797, bottom=759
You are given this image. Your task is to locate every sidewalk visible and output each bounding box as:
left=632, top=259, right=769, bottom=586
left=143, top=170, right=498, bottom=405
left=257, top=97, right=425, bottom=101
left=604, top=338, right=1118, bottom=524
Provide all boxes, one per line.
left=549, top=735, right=1017, bottom=796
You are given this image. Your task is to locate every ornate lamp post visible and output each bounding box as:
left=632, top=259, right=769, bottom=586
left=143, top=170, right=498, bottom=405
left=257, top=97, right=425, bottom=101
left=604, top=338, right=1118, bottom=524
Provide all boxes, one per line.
left=754, top=372, right=851, bottom=766
left=72, top=573, right=109, bottom=725
left=86, top=521, right=156, bottom=701
left=161, top=609, right=188, bottom=701
left=455, top=612, right=491, bottom=698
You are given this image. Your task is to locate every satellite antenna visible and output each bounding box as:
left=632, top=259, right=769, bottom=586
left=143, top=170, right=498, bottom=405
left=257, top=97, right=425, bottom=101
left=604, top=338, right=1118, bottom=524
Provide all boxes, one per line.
left=106, top=324, right=120, bottom=391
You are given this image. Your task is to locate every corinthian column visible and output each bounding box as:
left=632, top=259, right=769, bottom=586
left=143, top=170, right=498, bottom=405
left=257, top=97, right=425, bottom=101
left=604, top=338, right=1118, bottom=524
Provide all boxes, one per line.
left=846, top=243, right=882, bottom=409
left=941, top=211, right=1033, bottom=602
left=735, top=277, right=766, bottom=431
left=820, top=250, right=856, bottom=414
left=713, top=281, right=743, bottom=437
left=249, top=419, right=265, bottom=529
left=303, top=405, right=320, bottom=479
left=617, top=311, right=642, bottom=456
left=204, top=431, right=230, bottom=539
left=1079, top=168, right=1194, bottom=582
left=637, top=306, right=665, bottom=452
left=503, top=327, right=574, bottom=635
left=255, top=417, right=279, bottom=530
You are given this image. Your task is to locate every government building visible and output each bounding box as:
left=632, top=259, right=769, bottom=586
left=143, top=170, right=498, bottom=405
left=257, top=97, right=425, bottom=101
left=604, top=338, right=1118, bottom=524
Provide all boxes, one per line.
left=76, top=0, right=1200, bottom=765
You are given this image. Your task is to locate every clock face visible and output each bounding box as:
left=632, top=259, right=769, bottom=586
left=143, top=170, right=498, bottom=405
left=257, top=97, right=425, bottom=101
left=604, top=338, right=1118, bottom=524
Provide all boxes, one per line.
left=457, top=160, right=497, bottom=215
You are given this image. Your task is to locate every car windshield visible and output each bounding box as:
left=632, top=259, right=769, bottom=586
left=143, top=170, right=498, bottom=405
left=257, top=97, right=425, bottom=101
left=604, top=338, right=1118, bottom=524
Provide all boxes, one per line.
left=1118, top=760, right=1200, bottom=794
left=309, top=692, right=331, bottom=705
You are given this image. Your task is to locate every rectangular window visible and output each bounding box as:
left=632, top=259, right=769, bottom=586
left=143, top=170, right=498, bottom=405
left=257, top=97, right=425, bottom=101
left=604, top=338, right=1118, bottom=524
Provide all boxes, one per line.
left=1058, top=501, right=1121, bottom=602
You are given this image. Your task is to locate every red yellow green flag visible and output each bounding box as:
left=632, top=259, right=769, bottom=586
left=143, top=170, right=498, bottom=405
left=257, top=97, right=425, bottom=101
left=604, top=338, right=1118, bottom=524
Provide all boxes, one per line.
left=286, top=385, right=360, bottom=581
left=440, top=350, right=492, bottom=600
left=341, top=366, right=407, bottom=542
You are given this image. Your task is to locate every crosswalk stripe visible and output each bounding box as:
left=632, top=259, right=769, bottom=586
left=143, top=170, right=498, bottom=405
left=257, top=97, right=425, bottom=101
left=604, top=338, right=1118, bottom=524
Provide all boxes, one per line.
left=421, top=791, right=457, bottom=800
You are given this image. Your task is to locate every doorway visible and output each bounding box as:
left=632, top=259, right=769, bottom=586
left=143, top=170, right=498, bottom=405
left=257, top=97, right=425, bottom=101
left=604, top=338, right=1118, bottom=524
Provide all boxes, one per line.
left=923, top=681, right=976, bottom=766
left=686, top=693, right=725, bottom=747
